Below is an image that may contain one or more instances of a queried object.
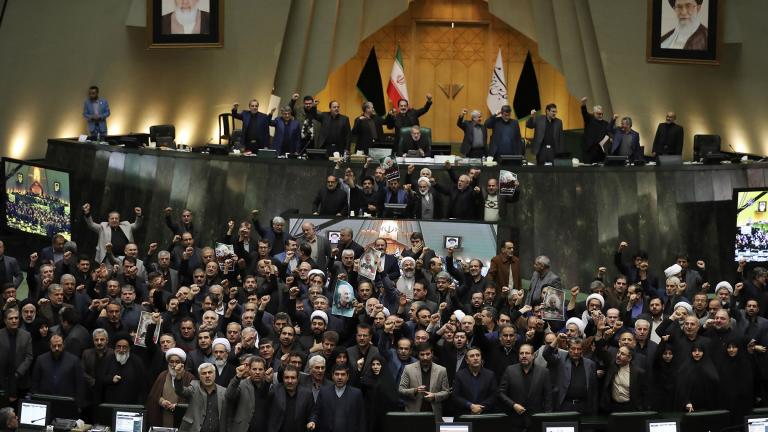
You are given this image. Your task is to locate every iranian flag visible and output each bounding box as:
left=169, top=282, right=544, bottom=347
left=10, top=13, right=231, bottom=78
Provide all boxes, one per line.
left=387, top=45, right=409, bottom=106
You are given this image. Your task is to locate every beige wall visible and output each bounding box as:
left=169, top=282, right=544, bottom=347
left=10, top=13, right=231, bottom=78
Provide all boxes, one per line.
left=1, top=0, right=766, bottom=160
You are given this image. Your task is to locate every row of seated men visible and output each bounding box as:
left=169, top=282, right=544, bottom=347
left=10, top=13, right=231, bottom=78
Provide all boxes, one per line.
left=0, top=206, right=765, bottom=431
left=230, top=92, right=685, bottom=165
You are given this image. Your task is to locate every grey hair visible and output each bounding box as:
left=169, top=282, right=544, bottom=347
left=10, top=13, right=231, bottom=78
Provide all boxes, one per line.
left=535, top=255, right=551, bottom=268
left=342, top=249, right=355, bottom=257
left=60, top=274, right=76, bottom=284
left=272, top=216, right=286, bottom=225
left=308, top=355, right=326, bottom=368
left=593, top=105, right=603, bottom=113
left=92, top=328, right=108, bottom=338
left=470, top=110, right=481, bottom=119
left=198, top=362, right=215, bottom=375
left=241, top=326, right=257, bottom=337
left=435, top=271, right=452, bottom=280
left=158, top=250, right=171, bottom=259
left=621, top=116, right=633, bottom=127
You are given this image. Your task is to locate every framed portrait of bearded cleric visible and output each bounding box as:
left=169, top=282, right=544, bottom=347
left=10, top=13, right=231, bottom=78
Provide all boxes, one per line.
left=148, top=0, right=223, bottom=48
left=646, top=0, right=721, bottom=65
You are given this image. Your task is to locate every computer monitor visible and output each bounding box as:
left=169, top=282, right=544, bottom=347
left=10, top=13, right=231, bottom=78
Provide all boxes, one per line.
left=19, top=400, right=49, bottom=429
left=745, top=415, right=768, bottom=432
left=646, top=419, right=679, bottom=432
left=113, top=409, right=146, bottom=432
left=436, top=423, right=472, bottom=432
left=542, top=421, right=579, bottom=432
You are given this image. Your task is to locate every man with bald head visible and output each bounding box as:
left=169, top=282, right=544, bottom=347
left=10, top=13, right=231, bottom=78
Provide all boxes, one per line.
left=312, top=175, right=348, bottom=216
left=457, top=108, right=488, bottom=157
left=298, top=222, right=332, bottom=271
left=652, top=111, right=685, bottom=157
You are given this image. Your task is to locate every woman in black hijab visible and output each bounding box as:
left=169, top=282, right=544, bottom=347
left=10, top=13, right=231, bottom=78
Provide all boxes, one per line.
left=359, top=354, right=400, bottom=432
left=674, top=341, right=720, bottom=412
left=650, top=340, right=676, bottom=412
left=717, top=335, right=754, bottom=423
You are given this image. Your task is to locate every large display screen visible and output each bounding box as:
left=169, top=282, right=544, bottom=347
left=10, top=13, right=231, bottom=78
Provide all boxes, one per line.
left=735, top=188, right=768, bottom=262
left=289, top=217, right=498, bottom=267
left=3, top=158, right=71, bottom=240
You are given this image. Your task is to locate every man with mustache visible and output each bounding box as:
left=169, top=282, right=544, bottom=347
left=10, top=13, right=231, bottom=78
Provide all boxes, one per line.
left=101, top=334, right=147, bottom=404
left=31, top=335, right=85, bottom=416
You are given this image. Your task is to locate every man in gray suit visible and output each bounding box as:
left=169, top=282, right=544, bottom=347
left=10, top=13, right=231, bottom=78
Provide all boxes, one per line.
left=499, top=343, right=553, bottom=431
left=0, top=309, right=33, bottom=403
left=173, top=362, right=227, bottom=432
left=526, top=255, right=562, bottom=306
left=398, top=343, right=450, bottom=420
left=298, top=222, right=333, bottom=272
left=225, top=356, right=271, bottom=432
left=525, top=103, right=564, bottom=165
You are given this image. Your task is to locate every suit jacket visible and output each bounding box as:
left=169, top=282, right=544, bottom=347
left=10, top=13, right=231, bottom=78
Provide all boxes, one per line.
left=271, top=117, right=302, bottom=154
left=0, top=256, right=22, bottom=287
left=498, top=363, right=553, bottom=414
left=82, top=98, right=110, bottom=135
left=488, top=254, right=522, bottom=294
left=457, top=117, right=488, bottom=156
left=451, top=367, right=498, bottom=415
left=175, top=379, right=228, bottom=432
left=232, top=109, right=272, bottom=151
left=384, top=103, right=432, bottom=147
left=297, top=234, right=333, bottom=272
left=31, top=351, right=85, bottom=402
left=267, top=385, right=316, bottom=432
left=652, top=122, right=684, bottom=156
left=312, top=111, right=351, bottom=152
left=225, top=376, right=271, bottom=432
left=525, top=115, right=564, bottom=156
left=84, top=214, right=142, bottom=263
left=600, top=361, right=648, bottom=411
left=314, top=384, right=366, bottom=432
left=486, top=116, right=523, bottom=158
left=526, top=270, right=562, bottom=305
left=398, top=362, right=450, bottom=419
left=611, top=128, right=642, bottom=162
left=543, top=345, right=599, bottom=413
left=0, top=328, right=33, bottom=391
left=352, top=116, right=384, bottom=154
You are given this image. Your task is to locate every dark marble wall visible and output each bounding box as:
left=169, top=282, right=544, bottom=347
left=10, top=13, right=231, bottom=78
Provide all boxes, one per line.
left=46, top=139, right=768, bottom=288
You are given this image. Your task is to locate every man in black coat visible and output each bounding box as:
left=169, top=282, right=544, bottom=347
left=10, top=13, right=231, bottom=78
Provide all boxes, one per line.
left=451, top=347, right=497, bottom=415
left=100, top=334, right=147, bottom=405
left=652, top=111, right=684, bottom=156
left=580, top=97, right=612, bottom=164
left=498, top=343, right=553, bottom=431
left=433, top=164, right=482, bottom=220
left=268, top=365, right=316, bottom=432
left=457, top=109, right=488, bottom=158
left=352, top=102, right=384, bottom=154
left=313, top=176, right=348, bottom=216
left=309, top=100, right=351, bottom=156
left=313, top=365, right=366, bottom=432
left=31, top=335, right=85, bottom=415
left=600, top=346, right=648, bottom=412
left=385, top=94, right=433, bottom=151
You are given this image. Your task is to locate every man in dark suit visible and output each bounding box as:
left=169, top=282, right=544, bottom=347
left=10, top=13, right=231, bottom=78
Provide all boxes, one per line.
left=313, top=365, right=366, bottom=432
left=525, top=103, right=564, bottom=165
left=457, top=109, right=488, bottom=157
left=352, top=102, right=384, bottom=155
left=0, top=241, right=23, bottom=288
left=610, top=116, right=643, bottom=163
left=0, top=309, right=33, bottom=402
left=271, top=106, right=302, bottom=154
left=232, top=99, right=273, bottom=153
left=371, top=238, right=400, bottom=281
left=400, top=125, right=431, bottom=157
left=333, top=228, right=365, bottom=259
left=499, top=343, right=553, bottom=431
left=309, top=100, right=351, bottom=156
left=347, top=323, right=380, bottom=376
left=544, top=334, right=599, bottom=414
left=600, top=346, right=648, bottom=412
left=652, top=111, right=685, bottom=156
left=580, top=97, right=612, bottom=164
left=385, top=94, right=432, bottom=151
left=486, top=105, right=523, bottom=160
left=526, top=255, right=562, bottom=306
left=31, top=335, right=85, bottom=414
left=268, top=365, right=317, bottom=432
left=298, top=222, right=333, bottom=272
left=226, top=356, right=271, bottom=432
left=451, top=347, right=497, bottom=415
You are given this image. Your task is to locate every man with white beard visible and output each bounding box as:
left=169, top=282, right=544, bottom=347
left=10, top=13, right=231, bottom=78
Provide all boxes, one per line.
left=101, top=334, right=147, bottom=404
left=212, top=338, right=236, bottom=386
left=161, top=0, right=211, bottom=35
left=660, top=0, right=708, bottom=50
left=147, top=348, right=194, bottom=428
left=397, top=257, right=418, bottom=302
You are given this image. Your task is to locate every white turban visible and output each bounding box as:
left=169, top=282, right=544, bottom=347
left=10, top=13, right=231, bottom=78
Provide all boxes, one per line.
left=308, top=269, right=325, bottom=279
left=674, top=301, right=693, bottom=315
left=664, top=264, right=683, bottom=278
left=212, top=338, right=231, bottom=353
left=310, top=310, right=328, bottom=324
left=400, top=257, right=416, bottom=268
left=165, top=347, right=187, bottom=362
left=417, top=176, right=431, bottom=186
left=565, top=317, right=587, bottom=336
left=453, top=310, right=466, bottom=322
left=715, top=281, right=733, bottom=294
left=586, top=293, right=605, bottom=309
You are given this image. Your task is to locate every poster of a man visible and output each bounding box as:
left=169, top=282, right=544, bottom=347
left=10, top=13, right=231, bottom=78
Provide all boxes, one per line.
left=332, top=280, right=355, bottom=317
left=660, top=0, right=708, bottom=50
left=162, top=0, right=211, bottom=35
